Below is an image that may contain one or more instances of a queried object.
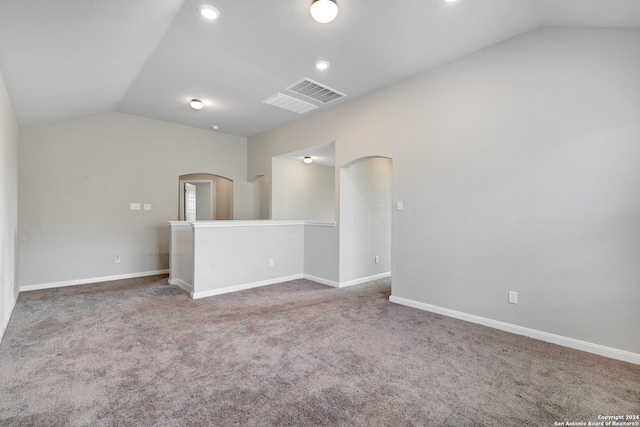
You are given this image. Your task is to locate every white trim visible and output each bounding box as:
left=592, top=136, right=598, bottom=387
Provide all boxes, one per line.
left=389, top=295, right=640, bottom=366
left=168, top=279, right=193, bottom=293
left=20, top=270, right=170, bottom=292
left=1, top=295, right=17, bottom=344
left=304, top=274, right=339, bottom=288
left=304, top=221, right=337, bottom=227
left=338, top=271, right=391, bottom=288
left=189, top=220, right=336, bottom=229
left=191, top=274, right=304, bottom=299
left=192, top=220, right=305, bottom=229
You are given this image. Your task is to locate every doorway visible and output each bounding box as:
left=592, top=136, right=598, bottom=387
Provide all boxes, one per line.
left=339, top=156, right=392, bottom=284
left=184, top=182, right=197, bottom=221
left=178, top=173, right=233, bottom=221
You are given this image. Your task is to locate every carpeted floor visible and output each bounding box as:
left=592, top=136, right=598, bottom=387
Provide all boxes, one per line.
left=1, top=275, right=638, bottom=426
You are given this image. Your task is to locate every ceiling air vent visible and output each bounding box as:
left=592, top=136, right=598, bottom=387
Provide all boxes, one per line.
left=286, top=78, right=346, bottom=104
left=262, top=93, right=318, bottom=114
left=262, top=93, right=318, bottom=115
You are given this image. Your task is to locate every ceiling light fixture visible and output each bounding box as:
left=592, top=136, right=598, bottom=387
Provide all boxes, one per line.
left=303, top=156, right=313, bottom=164
left=315, top=60, right=330, bottom=71
left=190, top=99, right=204, bottom=110
left=199, top=4, right=220, bottom=20
left=310, top=0, right=338, bottom=23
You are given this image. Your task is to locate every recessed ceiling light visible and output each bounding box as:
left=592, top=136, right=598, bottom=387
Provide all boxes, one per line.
left=199, top=4, right=220, bottom=20
left=315, top=60, right=330, bottom=71
left=211, top=125, right=219, bottom=130
left=190, top=99, right=204, bottom=110
left=303, top=156, right=313, bottom=164
left=310, top=0, right=338, bottom=24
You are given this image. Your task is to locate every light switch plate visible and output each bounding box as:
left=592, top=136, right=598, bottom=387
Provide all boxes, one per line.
left=130, top=203, right=141, bottom=210
left=144, top=204, right=151, bottom=211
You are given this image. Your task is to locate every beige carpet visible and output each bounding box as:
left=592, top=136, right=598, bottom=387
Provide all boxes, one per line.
left=1, top=275, right=638, bottom=426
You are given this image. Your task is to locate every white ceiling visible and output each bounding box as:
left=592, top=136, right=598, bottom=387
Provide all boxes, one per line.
left=0, top=0, right=639, bottom=137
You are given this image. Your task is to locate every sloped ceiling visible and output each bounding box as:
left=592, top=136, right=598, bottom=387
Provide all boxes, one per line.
left=0, top=0, right=638, bottom=137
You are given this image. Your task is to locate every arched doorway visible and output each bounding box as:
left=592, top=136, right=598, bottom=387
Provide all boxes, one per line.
left=178, top=173, right=233, bottom=221
left=339, top=156, right=392, bottom=285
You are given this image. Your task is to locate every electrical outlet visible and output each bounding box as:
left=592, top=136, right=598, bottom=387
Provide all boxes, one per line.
left=115, top=255, right=121, bottom=263
left=396, top=201, right=403, bottom=211
left=508, top=291, right=518, bottom=304
left=269, top=259, right=274, bottom=267
left=375, top=256, right=379, bottom=264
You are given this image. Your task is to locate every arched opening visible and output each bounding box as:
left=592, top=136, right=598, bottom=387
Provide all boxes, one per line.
left=178, top=173, right=233, bottom=221
left=271, top=141, right=336, bottom=221
left=339, top=156, right=393, bottom=285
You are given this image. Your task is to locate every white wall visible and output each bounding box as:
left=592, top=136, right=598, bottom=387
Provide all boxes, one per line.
left=272, top=157, right=335, bottom=221
left=19, top=112, right=252, bottom=288
left=191, top=221, right=305, bottom=298
left=168, top=221, right=193, bottom=292
left=0, top=69, right=19, bottom=341
left=340, top=157, right=392, bottom=283
left=248, top=28, right=640, bottom=355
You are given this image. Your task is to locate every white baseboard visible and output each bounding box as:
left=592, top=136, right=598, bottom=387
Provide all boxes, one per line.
left=168, top=279, right=193, bottom=294
left=191, top=274, right=304, bottom=299
left=192, top=272, right=391, bottom=294
left=1, top=295, right=17, bottom=344
left=303, top=274, right=339, bottom=288
left=389, top=295, right=640, bottom=365
left=338, top=272, right=391, bottom=288
left=20, top=270, right=170, bottom=292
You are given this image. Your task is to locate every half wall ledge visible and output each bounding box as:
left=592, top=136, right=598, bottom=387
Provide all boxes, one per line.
left=168, top=220, right=338, bottom=298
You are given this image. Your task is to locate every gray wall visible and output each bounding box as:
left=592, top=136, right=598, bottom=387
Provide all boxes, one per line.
left=195, top=182, right=212, bottom=220
left=251, top=175, right=270, bottom=220
left=215, top=176, right=233, bottom=220
left=272, top=157, right=335, bottom=221
left=340, top=157, right=392, bottom=283
left=19, top=112, right=252, bottom=287
left=248, top=28, right=640, bottom=354
left=0, top=70, right=19, bottom=341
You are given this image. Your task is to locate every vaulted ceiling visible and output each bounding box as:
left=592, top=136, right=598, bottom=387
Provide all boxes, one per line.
left=1, top=0, right=639, bottom=137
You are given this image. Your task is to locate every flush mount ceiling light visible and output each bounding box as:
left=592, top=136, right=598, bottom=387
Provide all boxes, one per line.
left=303, top=156, right=313, bottom=164
left=189, top=99, right=204, bottom=110
left=310, top=0, right=338, bottom=23
left=199, top=4, right=220, bottom=20
left=315, top=60, right=330, bottom=71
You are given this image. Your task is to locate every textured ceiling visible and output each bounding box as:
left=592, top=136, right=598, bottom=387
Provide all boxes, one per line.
left=0, top=0, right=639, bottom=137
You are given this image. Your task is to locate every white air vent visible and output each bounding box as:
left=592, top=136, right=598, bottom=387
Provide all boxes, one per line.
left=262, top=93, right=318, bottom=114
left=286, top=78, right=346, bottom=104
